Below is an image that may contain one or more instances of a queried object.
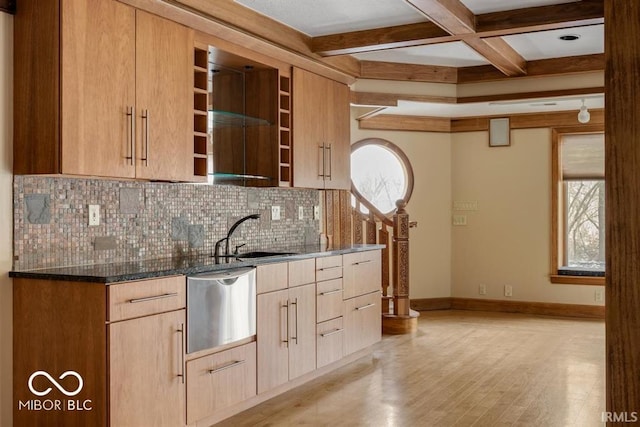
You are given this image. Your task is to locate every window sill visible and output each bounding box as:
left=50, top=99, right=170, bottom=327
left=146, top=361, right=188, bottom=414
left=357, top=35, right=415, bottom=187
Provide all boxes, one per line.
left=550, top=275, right=605, bottom=286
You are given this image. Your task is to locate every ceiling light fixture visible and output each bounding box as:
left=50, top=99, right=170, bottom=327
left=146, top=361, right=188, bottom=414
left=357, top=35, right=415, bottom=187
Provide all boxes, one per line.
left=578, top=99, right=591, bottom=124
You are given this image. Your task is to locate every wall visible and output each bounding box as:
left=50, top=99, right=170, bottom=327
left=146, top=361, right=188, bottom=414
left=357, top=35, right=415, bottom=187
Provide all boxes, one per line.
left=14, top=177, right=320, bottom=270
left=451, top=129, right=604, bottom=305
left=351, top=117, right=453, bottom=299
left=0, top=12, right=12, bottom=427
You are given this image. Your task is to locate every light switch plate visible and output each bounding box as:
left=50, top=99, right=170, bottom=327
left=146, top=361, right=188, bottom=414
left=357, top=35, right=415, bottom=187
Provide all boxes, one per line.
left=298, top=206, right=304, bottom=220
left=452, top=215, right=467, bottom=226
left=313, top=205, right=320, bottom=220
left=89, top=204, right=100, bottom=226
left=271, top=206, right=281, bottom=221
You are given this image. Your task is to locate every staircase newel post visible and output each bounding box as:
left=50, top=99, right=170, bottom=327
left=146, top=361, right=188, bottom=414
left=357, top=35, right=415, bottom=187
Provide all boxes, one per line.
left=392, top=200, right=410, bottom=317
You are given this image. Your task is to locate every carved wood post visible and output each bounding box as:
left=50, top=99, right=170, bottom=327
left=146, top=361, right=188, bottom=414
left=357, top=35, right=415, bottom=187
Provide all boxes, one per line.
left=392, top=200, right=410, bottom=317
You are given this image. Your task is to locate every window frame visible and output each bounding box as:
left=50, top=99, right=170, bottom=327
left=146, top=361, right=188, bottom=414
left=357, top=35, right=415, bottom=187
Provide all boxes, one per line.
left=350, top=138, right=414, bottom=216
left=551, top=125, right=606, bottom=286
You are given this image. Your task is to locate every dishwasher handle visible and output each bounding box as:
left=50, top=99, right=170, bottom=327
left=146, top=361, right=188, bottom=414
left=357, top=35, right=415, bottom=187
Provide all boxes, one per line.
left=188, top=267, right=256, bottom=281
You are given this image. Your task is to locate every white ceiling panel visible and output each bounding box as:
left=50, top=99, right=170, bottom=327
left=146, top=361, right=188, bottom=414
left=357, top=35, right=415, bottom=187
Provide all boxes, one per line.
left=503, top=25, right=604, bottom=61
left=461, top=0, right=579, bottom=14
left=234, top=0, right=426, bottom=36
left=380, top=94, right=604, bottom=118
left=353, top=42, right=489, bottom=67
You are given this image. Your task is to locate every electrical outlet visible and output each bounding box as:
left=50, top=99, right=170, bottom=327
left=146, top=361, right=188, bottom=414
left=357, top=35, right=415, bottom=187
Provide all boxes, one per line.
left=504, top=285, right=513, bottom=297
left=271, top=206, right=281, bottom=221
left=479, top=284, right=487, bottom=295
left=298, top=206, right=304, bottom=220
left=595, top=289, right=604, bottom=302
left=88, top=204, right=100, bottom=226
left=313, top=205, right=320, bottom=220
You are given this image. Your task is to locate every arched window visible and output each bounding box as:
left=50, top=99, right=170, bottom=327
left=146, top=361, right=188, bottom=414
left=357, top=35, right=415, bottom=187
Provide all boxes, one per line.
left=350, top=138, right=414, bottom=215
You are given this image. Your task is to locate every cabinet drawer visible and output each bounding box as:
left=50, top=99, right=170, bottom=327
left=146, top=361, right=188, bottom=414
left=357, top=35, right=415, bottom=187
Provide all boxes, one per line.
left=344, top=291, right=381, bottom=355
left=289, top=258, right=316, bottom=287
left=108, top=275, right=185, bottom=322
left=186, top=342, right=257, bottom=424
left=317, top=317, right=344, bottom=368
left=316, top=278, right=343, bottom=323
left=316, top=255, right=343, bottom=282
left=343, top=250, right=381, bottom=299
left=257, top=262, right=288, bottom=294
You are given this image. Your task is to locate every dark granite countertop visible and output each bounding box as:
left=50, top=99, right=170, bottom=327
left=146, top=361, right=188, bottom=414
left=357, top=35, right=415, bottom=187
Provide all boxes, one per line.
left=9, top=244, right=385, bottom=284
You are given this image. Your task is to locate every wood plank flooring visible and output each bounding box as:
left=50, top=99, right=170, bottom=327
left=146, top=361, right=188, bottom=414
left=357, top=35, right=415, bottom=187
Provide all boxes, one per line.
left=215, top=310, right=605, bottom=426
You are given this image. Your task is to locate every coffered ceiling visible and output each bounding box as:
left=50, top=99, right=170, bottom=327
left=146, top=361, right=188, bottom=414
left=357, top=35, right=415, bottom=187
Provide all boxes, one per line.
left=232, top=0, right=604, bottom=117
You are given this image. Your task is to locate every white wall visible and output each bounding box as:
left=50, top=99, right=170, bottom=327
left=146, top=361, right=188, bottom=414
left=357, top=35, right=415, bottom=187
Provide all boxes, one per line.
left=351, top=119, right=452, bottom=299
left=0, top=12, right=13, bottom=427
left=451, top=129, right=604, bottom=305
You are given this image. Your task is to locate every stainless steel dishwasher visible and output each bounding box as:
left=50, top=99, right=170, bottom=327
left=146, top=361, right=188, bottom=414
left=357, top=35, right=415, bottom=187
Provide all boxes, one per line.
left=187, top=267, right=256, bottom=353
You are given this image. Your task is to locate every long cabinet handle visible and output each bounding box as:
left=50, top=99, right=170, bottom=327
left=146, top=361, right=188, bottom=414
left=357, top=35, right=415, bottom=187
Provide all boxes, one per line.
left=320, top=289, right=342, bottom=296
left=355, top=303, right=376, bottom=311
left=353, top=260, right=373, bottom=266
left=141, top=109, right=149, bottom=166
left=207, top=360, right=246, bottom=375
left=177, top=323, right=185, bottom=384
left=291, top=298, right=298, bottom=345
left=318, top=144, right=325, bottom=178
left=325, top=144, right=332, bottom=180
left=320, top=328, right=343, bottom=338
left=127, top=292, right=178, bottom=304
left=126, top=106, right=134, bottom=165
left=318, top=265, right=342, bottom=272
left=281, top=301, right=289, bottom=347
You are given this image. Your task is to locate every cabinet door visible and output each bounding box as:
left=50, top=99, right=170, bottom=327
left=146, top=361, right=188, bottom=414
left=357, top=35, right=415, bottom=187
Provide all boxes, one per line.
left=61, top=0, right=136, bottom=178
left=292, top=68, right=328, bottom=189
left=257, top=289, right=290, bottom=393
left=109, top=309, right=185, bottom=427
left=344, top=292, right=381, bottom=355
left=288, top=283, right=317, bottom=379
left=135, top=11, right=194, bottom=181
left=325, top=79, right=351, bottom=190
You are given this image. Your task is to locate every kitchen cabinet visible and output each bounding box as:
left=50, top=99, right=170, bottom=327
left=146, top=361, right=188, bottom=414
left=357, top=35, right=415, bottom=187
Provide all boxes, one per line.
left=186, top=342, right=256, bottom=424
left=292, top=68, right=351, bottom=190
left=14, top=0, right=195, bottom=182
left=13, top=275, right=186, bottom=427
left=342, top=250, right=382, bottom=355
left=257, top=262, right=316, bottom=394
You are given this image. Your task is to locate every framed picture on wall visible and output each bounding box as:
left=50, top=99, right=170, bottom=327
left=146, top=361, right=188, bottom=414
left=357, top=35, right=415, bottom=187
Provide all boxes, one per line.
left=489, top=118, right=511, bottom=147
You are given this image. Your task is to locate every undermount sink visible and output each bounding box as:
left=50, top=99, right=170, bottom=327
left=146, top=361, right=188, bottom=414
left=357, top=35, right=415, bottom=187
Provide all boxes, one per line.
left=236, top=251, right=297, bottom=258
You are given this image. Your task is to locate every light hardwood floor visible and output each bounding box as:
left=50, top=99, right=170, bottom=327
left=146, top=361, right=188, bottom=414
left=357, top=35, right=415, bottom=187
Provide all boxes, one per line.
left=216, top=310, right=605, bottom=427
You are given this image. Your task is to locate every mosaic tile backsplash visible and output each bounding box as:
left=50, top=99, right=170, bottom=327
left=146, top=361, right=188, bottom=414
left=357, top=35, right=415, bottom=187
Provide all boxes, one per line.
left=14, top=176, right=321, bottom=270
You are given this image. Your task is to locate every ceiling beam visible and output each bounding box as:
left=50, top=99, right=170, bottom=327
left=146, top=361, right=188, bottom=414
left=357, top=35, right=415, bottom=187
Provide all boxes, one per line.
left=311, top=2, right=604, bottom=57
left=352, top=91, right=457, bottom=106
left=457, top=53, right=604, bottom=83
left=404, top=0, right=475, bottom=34
left=359, top=114, right=452, bottom=132
left=360, top=60, right=457, bottom=83
left=463, top=37, right=526, bottom=76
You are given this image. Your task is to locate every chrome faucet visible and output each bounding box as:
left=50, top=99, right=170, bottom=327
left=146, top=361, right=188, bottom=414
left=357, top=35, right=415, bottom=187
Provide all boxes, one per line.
left=214, top=214, right=260, bottom=260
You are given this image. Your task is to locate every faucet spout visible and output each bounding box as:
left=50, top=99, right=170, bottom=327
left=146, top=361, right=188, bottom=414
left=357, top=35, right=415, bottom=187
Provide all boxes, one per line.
left=214, top=213, right=261, bottom=260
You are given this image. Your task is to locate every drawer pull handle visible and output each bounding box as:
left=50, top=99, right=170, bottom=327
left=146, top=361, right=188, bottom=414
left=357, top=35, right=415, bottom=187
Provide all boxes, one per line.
left=128, top=292, right=178, bottom=304
left=208, top=360, right=245, bottom=374
left=353, top=260, right=372, bottom=266
left=282, top=302, right=289, bottom=347
left=177, top=323, right=185, bottom=384
left=320, top=328, right=343, bottom=337
left=320, top=289, right=342, bottom=296
left=318, top=265, right=342, bottom=271
left=356, top=303, right=376, bottom=311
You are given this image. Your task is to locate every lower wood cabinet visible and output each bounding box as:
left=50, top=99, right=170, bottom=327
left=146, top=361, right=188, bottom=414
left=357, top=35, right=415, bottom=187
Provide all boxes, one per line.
left=344, top=291, right=382, bottom=356
left=317, top=317, right=344, bottom=368
left=257, top=283, right=316, bottom=394
left=186, top=342, right=256, bottom=424
left=109, top=309, right=186, bottom=427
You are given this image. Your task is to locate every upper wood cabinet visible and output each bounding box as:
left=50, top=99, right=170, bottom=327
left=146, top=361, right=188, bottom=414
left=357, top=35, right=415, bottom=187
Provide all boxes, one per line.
left=14, top=0, right=195, bottom=182
left=292, top=68, right=351, bottom=190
